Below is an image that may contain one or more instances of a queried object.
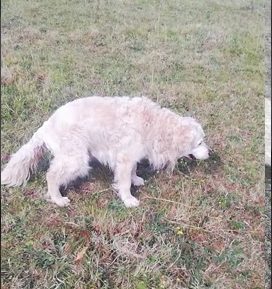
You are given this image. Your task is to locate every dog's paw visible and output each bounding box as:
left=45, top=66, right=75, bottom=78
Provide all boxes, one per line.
left=52, top=196, right=71, bottom=207
left=123, top=196, right=140, bottom=208
left=132, top=176, right=145, bottom=186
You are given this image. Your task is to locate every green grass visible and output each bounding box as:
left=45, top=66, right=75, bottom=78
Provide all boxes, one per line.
left=1, top=0, right=267, bottom=288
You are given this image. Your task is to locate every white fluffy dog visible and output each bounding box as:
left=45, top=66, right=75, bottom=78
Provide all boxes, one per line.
left=1, top=96, right=210, bottom=207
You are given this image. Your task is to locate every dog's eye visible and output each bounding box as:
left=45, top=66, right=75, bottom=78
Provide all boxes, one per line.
left=197, top=140, right=203, bottom=146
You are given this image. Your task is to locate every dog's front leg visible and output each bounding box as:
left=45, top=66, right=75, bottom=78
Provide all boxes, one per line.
left=131, top=164, right=144, bottom=186
left=113, top=160, right=140, bottom=208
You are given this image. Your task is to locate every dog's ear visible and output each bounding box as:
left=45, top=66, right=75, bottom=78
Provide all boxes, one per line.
left=173, top=124, right=196, bottom=156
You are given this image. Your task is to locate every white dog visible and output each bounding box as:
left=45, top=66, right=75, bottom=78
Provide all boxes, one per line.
left=1, top=96, right=210, bottom=207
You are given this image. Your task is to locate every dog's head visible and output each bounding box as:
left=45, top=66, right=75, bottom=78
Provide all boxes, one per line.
left=179, top=117, right=210, bottom=161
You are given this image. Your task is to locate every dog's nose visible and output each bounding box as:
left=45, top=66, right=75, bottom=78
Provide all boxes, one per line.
left=208, top=149, right=213, bottom=157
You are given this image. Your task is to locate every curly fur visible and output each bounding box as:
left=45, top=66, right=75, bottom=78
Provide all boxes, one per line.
left=1, top=96, right=209, bottom=207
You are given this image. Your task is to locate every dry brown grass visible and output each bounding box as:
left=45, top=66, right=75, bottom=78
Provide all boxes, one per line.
left=1, top=0, right=268, bottom=288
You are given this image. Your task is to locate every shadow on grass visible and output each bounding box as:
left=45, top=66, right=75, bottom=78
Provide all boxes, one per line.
left=36, top=151, right=223, bottom=197
left=60, top=158, right=113, bottom=196
left=33, top=156, right=152, bottom=197
left=61, top=158, right=155, bottom=198
left=177, top=151, right=223, bottom=176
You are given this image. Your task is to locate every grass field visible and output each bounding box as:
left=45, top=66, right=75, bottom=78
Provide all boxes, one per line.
left=1, top=0, right=268, bottom=288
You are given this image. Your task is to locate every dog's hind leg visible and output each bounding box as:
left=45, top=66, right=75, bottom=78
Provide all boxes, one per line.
left=46, top=153, right=89, bottom=207
left=113, top=158, right=140, bottom=208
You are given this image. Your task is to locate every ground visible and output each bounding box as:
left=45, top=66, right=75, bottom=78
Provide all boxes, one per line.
left=1, top=0, right=268, bottom=288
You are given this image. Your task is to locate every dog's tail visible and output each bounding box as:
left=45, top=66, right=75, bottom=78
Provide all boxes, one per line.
left=1, top=130, right=46, bottom=187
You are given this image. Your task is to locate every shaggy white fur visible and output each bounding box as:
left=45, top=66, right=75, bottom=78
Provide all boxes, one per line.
left=1, top=96, right=210, bottom=207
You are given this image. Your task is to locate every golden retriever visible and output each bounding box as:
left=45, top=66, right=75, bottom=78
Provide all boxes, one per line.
left=1, top=96, right=210, bottom=207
